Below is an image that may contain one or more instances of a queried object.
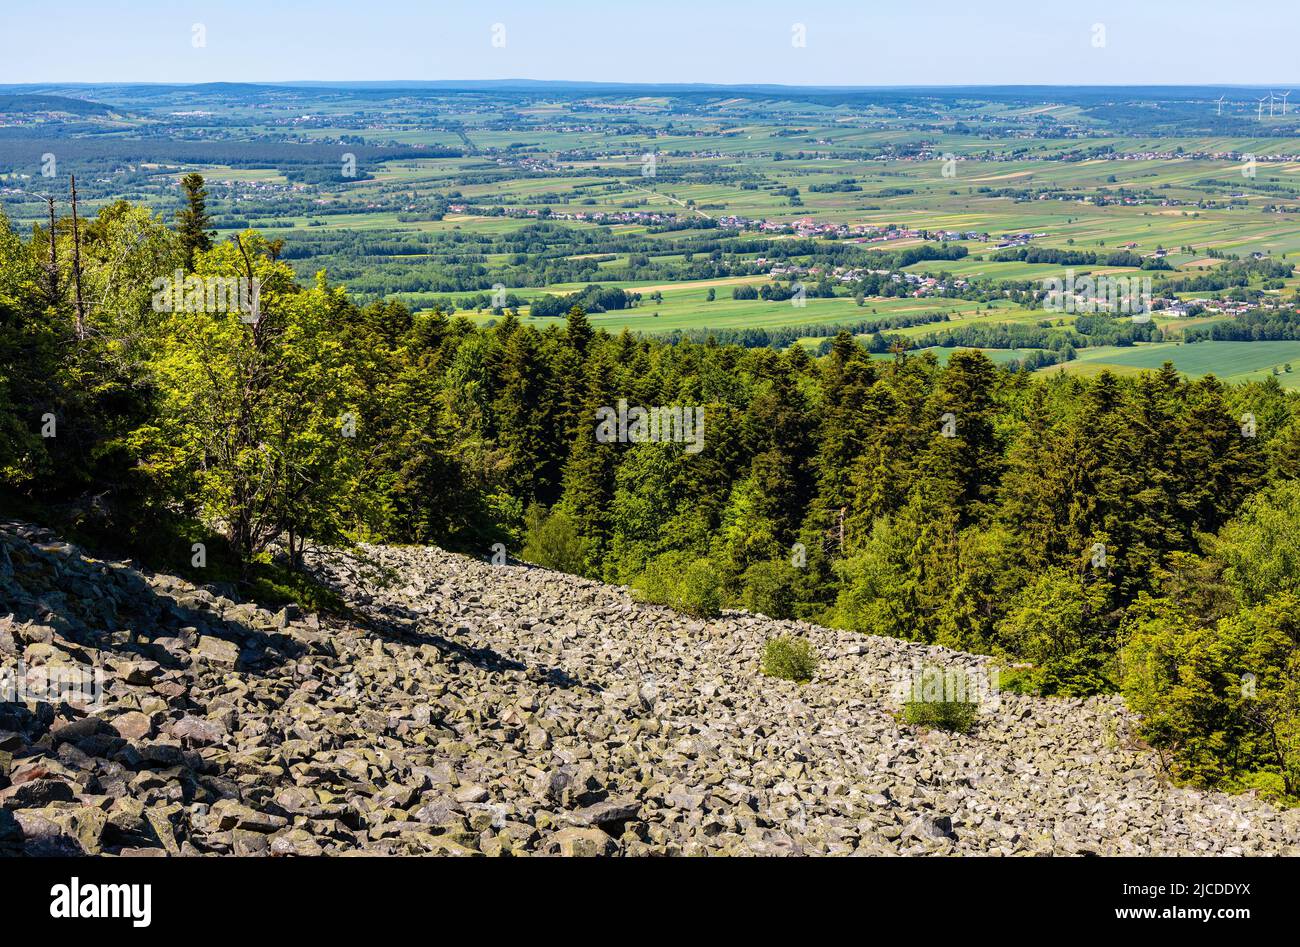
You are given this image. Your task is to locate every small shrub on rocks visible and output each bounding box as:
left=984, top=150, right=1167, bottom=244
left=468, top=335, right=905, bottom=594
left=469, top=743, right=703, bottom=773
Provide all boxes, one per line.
left=761, top=636, right=818, bottom=683
left=902, top=698, right=979, bottom=733
left=633, top=552, right=722, bottom=618
left=902, top=680, right=980, bottom=733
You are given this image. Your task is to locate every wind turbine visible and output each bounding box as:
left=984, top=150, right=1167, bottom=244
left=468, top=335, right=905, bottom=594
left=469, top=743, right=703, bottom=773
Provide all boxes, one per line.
left=1259, top=96, right=1268, bottom=120
left=1282, top=91, right=1292, bottom=115
left=1269, top=92, right=1277, bottom=117
left=1216, top=94, right=1226, bottom=116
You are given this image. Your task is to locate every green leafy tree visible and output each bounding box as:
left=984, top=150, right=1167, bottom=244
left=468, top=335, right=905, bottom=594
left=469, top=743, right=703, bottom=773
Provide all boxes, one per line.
left=739, top=559, right=800, bottom=619
left=130, top=236, right=358, bottom=565
left=1122, top=594, right=1300, bottom=797
left=996, top=567, right=1115, bottom=694
left=521, top=503, right=590, bottom=574
left=1207, top=480, right=1300, bottom=607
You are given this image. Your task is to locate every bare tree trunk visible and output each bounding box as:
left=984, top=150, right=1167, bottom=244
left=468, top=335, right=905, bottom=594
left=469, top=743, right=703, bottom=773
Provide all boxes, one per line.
left=233, top=233, right=270, bottom=353
left=69, top=176, right=86, bottom=340
left=44, top=196, right=59, bottom=307
left=288, top=526, right=302, bottom=572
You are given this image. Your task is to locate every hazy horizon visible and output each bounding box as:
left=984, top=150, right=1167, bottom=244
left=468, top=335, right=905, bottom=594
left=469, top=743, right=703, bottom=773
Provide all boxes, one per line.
left=6, top=80, right=1300, bottom=93
left=2, top=0, right=1298, bottom=87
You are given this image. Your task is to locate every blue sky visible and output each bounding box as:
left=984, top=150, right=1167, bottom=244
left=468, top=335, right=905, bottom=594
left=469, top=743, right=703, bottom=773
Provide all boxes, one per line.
left=2, top=0, right=1296, bottom=86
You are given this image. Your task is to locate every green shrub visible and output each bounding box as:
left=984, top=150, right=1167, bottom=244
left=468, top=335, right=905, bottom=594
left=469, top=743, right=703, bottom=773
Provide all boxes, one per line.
left=761, top=636, right=818, bottom=683
left=1032, top=649, right=1115, bottom=697
left=902, top=696, right=979, bottom=733
left=901, top=669, right=980, bottom=732
left=739, top=559, right=798, bottom=619
left=633, top=552, right=722, bottom=618
left=996, top=567, right=1113, bottom=665
left=632, top=551, right=685, bottom=606
left=995, top=664, right=1038, bottom=695
left=679, top=558, right=723, bottom=617
left=521, top=503, right=590, bottom=575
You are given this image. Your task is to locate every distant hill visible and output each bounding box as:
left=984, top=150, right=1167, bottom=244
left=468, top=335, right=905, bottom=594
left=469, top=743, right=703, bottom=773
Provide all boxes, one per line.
left=0, top=94, right=122, bottom=116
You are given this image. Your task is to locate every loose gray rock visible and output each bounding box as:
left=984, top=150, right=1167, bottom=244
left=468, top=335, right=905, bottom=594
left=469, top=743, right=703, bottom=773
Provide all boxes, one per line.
left=2, top=521, right=1299, bottom=857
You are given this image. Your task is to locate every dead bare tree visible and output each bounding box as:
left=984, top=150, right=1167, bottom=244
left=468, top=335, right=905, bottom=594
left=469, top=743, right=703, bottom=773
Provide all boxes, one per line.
left=69, top=175, right=86, bottom=340
left=43, top=196, right=59, bottom=307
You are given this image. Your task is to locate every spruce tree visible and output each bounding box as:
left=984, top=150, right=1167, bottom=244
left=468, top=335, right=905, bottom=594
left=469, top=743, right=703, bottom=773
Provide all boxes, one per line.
left=559, top=348, right=619, bottom=576
left=494, top=325, right=562, bottom=503
left=176, top=173, right=214, bottom=268
left=565, top=304, right=593, bottom=356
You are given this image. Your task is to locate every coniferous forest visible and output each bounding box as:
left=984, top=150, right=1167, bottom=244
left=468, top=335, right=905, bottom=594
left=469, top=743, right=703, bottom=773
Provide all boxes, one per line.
left=3, top=183, right=1300, bottom=802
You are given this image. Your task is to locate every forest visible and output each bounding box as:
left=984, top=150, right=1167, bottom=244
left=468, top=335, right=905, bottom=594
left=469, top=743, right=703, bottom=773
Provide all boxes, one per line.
left=2, top=182, right=1300, bottom=801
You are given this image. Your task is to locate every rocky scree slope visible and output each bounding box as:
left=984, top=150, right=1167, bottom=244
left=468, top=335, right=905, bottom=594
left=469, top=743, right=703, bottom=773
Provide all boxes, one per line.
left=1, top=520, right=1297, bottom=856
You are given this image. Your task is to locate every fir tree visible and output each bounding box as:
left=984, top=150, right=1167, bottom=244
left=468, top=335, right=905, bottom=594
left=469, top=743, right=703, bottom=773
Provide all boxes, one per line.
left=176, top=173, right=214, bottom=268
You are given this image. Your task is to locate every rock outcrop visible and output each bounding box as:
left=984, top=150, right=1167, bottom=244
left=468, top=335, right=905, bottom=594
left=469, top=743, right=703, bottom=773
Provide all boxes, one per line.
left=1, top=521, right=1296, bottom=856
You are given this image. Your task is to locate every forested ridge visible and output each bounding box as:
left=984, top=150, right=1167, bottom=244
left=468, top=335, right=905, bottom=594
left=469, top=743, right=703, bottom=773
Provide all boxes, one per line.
left=3, top=186, right=1300, bottom=801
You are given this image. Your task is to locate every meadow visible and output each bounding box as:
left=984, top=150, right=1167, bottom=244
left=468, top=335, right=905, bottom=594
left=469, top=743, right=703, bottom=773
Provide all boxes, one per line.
left=1049, top=339, right=1300, bottom=386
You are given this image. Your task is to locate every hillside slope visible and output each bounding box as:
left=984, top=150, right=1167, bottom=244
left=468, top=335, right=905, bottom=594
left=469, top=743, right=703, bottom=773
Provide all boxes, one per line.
left=1, top=521, right=1296, bottom=856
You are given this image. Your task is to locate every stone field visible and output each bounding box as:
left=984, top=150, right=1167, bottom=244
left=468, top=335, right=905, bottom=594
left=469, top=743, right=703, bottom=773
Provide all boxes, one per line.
left=2, top=521, right=1297, bottom=856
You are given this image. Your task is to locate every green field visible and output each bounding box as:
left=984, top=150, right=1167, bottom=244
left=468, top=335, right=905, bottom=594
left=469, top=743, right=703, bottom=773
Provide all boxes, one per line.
left=1046, top=340, right=1300, bottom=387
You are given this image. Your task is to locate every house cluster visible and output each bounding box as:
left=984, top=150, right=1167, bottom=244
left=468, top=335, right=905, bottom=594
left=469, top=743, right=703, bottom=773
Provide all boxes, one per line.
left=715, top=214, right=988, bottom=245
left=994, top=232, right=1046, bottom=249
left=894, top=271, right=970, bottom=296
left=565, top=209, right=683, bottom=225
left=0, top=111, right=71, bottom=127
left=1076, top=192, right=1208, bottom=209
left=1110, top=150, right=1300, bottom=163
left=443, top=196, right=1018, bottom=258
left=853, top=226, right=992, bottom=245
left=502, top=155, right=563, bottom=173
left=1194, top=299, right=1259, bottom=315
left=763, top=261, right=970, bottom=297
left=1158, top=297, right=1260, bottom=317
left=215, top=180, right=307, bottom=198
left=446, top=203, right=687, bottom=227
